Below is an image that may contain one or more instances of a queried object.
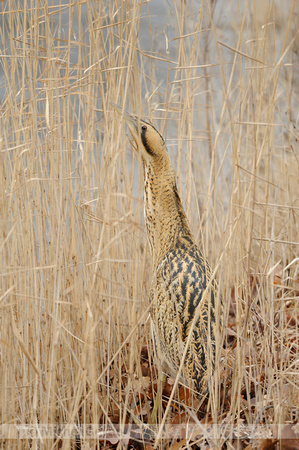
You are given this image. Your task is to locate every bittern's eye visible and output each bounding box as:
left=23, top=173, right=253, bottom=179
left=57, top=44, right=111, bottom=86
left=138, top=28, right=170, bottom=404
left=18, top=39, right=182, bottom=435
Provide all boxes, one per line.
left=142, top=125, right=147, bottom=131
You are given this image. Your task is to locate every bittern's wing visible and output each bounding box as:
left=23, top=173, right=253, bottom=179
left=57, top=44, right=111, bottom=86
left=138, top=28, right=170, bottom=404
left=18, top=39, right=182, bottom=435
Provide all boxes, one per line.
left=152, top=244, right=219, bottom=392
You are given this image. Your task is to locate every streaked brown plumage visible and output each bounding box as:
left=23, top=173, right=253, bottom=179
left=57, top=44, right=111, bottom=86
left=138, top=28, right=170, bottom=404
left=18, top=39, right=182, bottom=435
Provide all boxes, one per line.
left=112, top=104, right=223, bottom=395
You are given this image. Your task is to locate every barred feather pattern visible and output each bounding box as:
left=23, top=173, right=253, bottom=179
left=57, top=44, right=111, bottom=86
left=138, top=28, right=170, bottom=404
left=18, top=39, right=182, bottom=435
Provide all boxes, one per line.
left=150, top=231, right=222, bottom=394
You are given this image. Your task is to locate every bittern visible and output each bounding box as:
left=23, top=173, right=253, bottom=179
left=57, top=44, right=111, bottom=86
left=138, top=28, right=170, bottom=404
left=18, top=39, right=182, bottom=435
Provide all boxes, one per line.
left=112, top=104, right=223, bottom=395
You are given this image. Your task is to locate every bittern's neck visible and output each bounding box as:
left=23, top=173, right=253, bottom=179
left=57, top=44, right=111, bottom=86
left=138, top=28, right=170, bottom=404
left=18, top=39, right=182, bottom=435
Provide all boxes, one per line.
left=143, top=155, right=193, bottom=267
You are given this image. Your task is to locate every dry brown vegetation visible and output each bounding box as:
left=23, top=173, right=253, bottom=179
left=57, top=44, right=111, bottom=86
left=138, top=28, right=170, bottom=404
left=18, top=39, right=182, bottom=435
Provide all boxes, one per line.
left=0, top=0, right=298, bottom=449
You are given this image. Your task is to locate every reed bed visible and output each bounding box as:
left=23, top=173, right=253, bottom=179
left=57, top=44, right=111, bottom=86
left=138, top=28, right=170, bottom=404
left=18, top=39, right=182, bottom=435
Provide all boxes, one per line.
left=0, top=0, right=298, bottom=448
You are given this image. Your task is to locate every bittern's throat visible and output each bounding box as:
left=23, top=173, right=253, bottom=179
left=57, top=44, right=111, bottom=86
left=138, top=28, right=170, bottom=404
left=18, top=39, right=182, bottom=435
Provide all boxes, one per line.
left=111, top=104, right=192, bottom=267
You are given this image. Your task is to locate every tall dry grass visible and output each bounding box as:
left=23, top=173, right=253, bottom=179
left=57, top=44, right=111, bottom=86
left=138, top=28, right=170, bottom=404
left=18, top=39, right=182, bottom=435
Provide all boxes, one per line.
left=0, top=0, right=298, bottom=448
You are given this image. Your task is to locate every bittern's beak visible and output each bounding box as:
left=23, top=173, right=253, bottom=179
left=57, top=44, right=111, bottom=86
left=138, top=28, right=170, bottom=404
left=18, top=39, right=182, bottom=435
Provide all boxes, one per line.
left=111, top=103, right=141, bottom=144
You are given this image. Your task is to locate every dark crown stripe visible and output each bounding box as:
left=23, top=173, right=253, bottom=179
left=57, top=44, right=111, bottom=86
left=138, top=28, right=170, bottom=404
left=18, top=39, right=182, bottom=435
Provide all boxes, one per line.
left=141, top=129, right=155, bottom=156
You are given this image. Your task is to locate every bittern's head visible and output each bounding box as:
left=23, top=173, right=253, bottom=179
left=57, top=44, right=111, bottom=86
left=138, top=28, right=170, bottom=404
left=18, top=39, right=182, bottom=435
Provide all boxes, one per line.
left=111, top=103, right=166, bottom=163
